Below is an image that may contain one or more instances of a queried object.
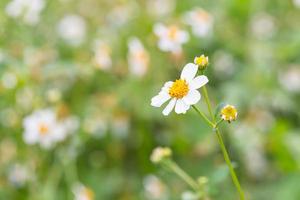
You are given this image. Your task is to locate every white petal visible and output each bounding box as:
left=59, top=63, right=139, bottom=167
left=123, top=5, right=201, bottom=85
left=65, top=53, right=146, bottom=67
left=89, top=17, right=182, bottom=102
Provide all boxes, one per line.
left=23, top=131, right=38, bottom=144
left=154, top=23, right=167, bottom=37
left=175, top=99, right=190, bottom=114
left=178, top=31, right=189, bottom=43
left=190, top=75, right=209, bottom=90
left=162, top=81, right=173, bottom=92
left=151, top=91, right=171, bottom=107
left=183, top=90, right=201, bottom=105
left=162, top=98, right=176, bottom=116
left=180, top=63, right=198, bottom=81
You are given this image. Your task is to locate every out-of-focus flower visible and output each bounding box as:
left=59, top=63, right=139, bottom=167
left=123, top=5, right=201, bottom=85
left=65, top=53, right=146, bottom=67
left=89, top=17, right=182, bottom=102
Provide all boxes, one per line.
left=73, top=183, right=94, bottom=200
left=107, top=5, right=132, bottom=28
left=250, top=13, right=276, bottom=39
left=221, top=105, right=238, bottom=122
left=293, top=0, right=300, bottom=8
left=143, top=175, right=168, bottom=200
left=194, top=55, right=209, bottom=70
left=5, top=0, right=45, bottom=25
left=127, top=37, right=149, bottom=77
left=150, top=147, right=172, bottom=163
left=279, top=66, right=300, bottom=93
left=183, top=8, right=213, bottom=38
left=0, top=108, right=19, bottom=128
left=147, top=0, right=175, bottom=17
left=93, top=40, right=112, bottom=71
left=22, top=109, right=76, bottom=149
left=16, top=86, right=34, bottom=111
left=8, top=164, right=30, bottom=187
left=57, top=15, right=86, bottom=46
left=0, top=139, right=16, bottom=165
left=1, top=72, right=18, bottom=89
left=181, top=191, right=198, bottom=200
left=151, top=63, right=208, bottom=115
left=153, top=23, right=189, bottom=54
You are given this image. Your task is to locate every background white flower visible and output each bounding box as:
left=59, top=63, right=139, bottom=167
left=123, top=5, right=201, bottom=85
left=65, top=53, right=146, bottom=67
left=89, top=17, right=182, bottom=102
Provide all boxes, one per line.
left=151, top=63, right=208, bottom=115
left=23, top=109, right=72, bottom=149
left=183, top=8, right=214, bottom=38
left=127, top=37, right=149, bottom=77
left=73, top=183, right=94, bottom=200
left=153, top=23, right=189, bottom=54
left=57, top=14, right=86, bottom=46
left=5, top=0, right=45, bottom=25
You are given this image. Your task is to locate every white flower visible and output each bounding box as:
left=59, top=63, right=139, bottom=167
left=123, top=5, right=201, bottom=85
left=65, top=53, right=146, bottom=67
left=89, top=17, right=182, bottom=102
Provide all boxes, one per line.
left=5, top=0, right=45, bottom=25
left=153, top=23, right=189, bottom=54
left=151, top=63, right=208, bottom=115
left=57, top=15, right=86, bottom=46
left=22, top=109, right=71, bottom=149
left=127, top=37, right=149, bottom=77
left=1, top=72, right=18, bottom=89
left=183, top=8, right=213, bottom=38
left=181, top=191, right=198, bottom=200
left=93, top=40, right=112, bottom=71
left=293, top=0, right=300, bottom=8
left=73, top=183, right=94, bottom=200
left=279, top=66, right=300, bottom=93
left=150, top=147, right=172, bottom=163
left=147, top=0, right=175, bottom=17
left=143, top=175, right=168, bottom=199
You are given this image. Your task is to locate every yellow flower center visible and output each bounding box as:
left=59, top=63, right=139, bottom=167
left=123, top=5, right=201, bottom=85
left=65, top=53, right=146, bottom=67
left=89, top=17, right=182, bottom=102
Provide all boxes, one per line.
left=168, top=26, right=179, bottom=40
left=221, top=105, right=237, bottom=121
left=194, top=55, right=208, bottom=66
left=83, top=188, right=94, bottom=200
left=168, top=79, right=189, bottom=99
left=38, top=123, right=49, bottom=135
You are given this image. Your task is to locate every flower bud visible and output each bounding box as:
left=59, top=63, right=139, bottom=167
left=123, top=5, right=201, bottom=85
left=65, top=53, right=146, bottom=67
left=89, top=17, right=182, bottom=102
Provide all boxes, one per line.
left=194, top=55, right=209, bottom=70
left=220, top=104, right=238, bottom=122
left=150, top=147, right=172, bottom=164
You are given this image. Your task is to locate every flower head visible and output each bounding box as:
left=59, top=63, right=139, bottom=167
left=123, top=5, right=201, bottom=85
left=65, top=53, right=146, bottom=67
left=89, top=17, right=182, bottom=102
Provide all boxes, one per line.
left=194, top=55, right=209, bottom=70
left=73, top=184, right=94, bottom=200
left=22, top=109, right=78, bottom=149
left=183, top=8, right=214, bottom=38
left=153, top=23, right=189, bottom=53
left=221, top=105, right=238, bottom=122
left=150, top=147, right=172, bottom=163
left=151, top=63, right=208, bottom=115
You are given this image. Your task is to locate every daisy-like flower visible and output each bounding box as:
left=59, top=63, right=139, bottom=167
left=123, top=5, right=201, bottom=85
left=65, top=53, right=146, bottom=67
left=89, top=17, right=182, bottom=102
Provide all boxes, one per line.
left=150, top=147, right=172, bottom=164
left=127, top=37, right=149, bottom=77
left=153, top=23, right=189, bottom=54
left=22, top=109, right=75, bottom=149
left=183, top=8, right=213, bottom=38
left=220, top=105, right=238, bottom=122
left=73, top=183, right=94, bottom=200
left=151, top=63, right=208, bottom=115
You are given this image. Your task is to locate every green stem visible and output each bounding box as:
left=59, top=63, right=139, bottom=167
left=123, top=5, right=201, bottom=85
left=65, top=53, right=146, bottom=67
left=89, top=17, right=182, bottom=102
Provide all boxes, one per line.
left=192, top=105, right=214, bottom=128
left=215, top=129, right=245, bottom=200
left=164, top=160, right=199, bottom=191
left=199, top=79, right=245, bottom=199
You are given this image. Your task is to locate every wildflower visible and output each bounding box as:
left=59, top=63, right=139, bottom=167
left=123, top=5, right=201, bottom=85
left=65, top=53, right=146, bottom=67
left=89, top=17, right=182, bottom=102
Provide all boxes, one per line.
left=57, top=15, right=86, bottom=46
left=147, top=0, right=175, bottom=17
left=183, top=8, right=213, bottom=38
left=5, top=0, right=45, bottom=25
left=150, top=147, right=172, bottom=163
left=143, top=175, right=168, bottom=199
left=220, top=105, right=238, bottom=122
left=73, top=184, right=94, bottom=200
left=8, top=164, right=30, bottom=187
left=22, top=109, right=76, bottom=149
left=93, top=40, right=112, bottom=71
left=153, top=23, right=189, bottom=54
left=279, top=66, right=300, bottom=93
left=1, top=72, right=18, bottom=89
left=127, top=37, right=149, bottom=77
left=194, top=55, right=209, bottom=70
left=151, top=63, right=208, bottom=115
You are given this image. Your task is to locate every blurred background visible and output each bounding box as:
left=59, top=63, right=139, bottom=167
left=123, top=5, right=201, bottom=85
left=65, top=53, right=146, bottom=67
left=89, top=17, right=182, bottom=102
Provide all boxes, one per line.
left=0, top=0, right=300, bottom=199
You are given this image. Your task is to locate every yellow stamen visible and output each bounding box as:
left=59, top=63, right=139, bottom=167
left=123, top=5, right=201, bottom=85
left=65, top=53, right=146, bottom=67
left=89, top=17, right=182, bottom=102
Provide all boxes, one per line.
left=38, top=123, right=49, bottom=135
left=168, top=26, right=179, bottom=40
left=169, top=79, right=189, bottom=99
left=194, top=55, right=209, bottom=69
left=83, top=188, right=94, bottom=200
